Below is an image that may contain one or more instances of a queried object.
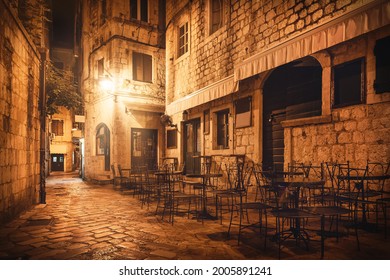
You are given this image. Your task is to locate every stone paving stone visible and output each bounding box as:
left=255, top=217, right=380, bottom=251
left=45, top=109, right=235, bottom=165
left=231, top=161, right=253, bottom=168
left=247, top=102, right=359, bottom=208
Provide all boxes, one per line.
left=94, top=231, right=114, bottom=238
left=150, top=250, right=177, bottom=259
left=95, top=237, right=112, bottom=243
left=72, top=236, right=95, bottom=243
left=17, top=237, right=47, bottom=246
left=1, top=172, right=389, bottom=260
left=55, top=247, right=90, bottom=260
left=90, top=242, right=112, bottom=250
left=31, top=242, right=51, bottom=248
left=27, top=228, right=51, bottom=235
left=29, top=249, right=67, bottom=260
left=117, top=242, right=138, bottom=250
left=46, top=232, right=73, bottom=239
left=110, top=233, right=127, bottom=239
left=67, top=243, right=89, bottom=250
left=48, top=236, right=73, bottom=243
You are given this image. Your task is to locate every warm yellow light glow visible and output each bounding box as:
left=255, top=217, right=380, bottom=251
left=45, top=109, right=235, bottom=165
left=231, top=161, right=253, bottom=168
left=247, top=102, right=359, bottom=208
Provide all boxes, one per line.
left=99, top=75, right=114, bottom=92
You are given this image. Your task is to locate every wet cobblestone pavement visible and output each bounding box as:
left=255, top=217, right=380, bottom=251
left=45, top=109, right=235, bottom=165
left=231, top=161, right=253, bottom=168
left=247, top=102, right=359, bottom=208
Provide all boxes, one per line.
left=0, top=172, right=389, bottom=260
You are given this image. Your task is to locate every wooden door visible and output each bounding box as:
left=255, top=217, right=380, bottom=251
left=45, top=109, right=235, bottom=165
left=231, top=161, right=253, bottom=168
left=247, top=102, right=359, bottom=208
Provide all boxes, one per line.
left=51, top=154, right=64, bottom=171
left=131, top=128, right=158, bottom=170
left=183, top=119, right=201, bottom=175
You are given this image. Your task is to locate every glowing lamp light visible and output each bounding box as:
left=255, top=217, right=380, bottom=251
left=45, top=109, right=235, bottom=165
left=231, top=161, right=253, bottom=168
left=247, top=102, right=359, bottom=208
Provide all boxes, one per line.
left=99, top=75, right=114, bottom=92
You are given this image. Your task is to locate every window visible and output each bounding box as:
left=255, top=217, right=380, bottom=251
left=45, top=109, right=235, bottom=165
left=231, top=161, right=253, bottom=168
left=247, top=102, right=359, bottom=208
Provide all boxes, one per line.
left=96, top=124, right=109, bottom=156
left=100, top=0, right=107, bottom=25
left=235, top=97, right=252, bottom=128
left=98, top=58, right=104, bottom=77
left=204, top=109, right=210, bottom=134
left=133, top=52, right=152, bottom=82
left=210, top=0, right=223, bottom=35
left=130, top=0, right=148, bottom=22
left=51, top=120, right=64, bottom=136
left=178, top=22, right=189, bottom=58
left=333, top=58, right=364, bottom=108
left=374, top=36, right=390, bottom=93
left=167, top=129, right=177, bottom=149
left=216, top=109, right=229, bottom=149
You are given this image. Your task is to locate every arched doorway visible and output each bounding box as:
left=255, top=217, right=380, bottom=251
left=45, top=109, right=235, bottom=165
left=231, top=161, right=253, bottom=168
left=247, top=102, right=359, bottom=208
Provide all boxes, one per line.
left=262, top=57, right=322, bottom=171
left=96, top=123, right=110, bottom=171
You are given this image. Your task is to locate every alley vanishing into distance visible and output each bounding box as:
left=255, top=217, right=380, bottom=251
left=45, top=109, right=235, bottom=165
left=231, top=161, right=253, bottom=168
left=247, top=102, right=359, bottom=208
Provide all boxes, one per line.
left=0, top=172, right=389, bottom=260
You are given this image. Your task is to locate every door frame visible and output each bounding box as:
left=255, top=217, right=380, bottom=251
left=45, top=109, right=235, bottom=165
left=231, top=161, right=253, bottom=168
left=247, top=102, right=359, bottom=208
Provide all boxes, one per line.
left=51, top=153, right=65, bottom=172
left=182, top=118, right=201, bottom=175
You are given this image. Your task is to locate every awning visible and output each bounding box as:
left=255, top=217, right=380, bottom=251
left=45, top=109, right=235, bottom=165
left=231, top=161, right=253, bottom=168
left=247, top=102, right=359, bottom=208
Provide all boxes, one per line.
left=121, top=95, right=165, bottom=113
left=235, top=0, right=390, bottom=81
left=166, top=75, right=238, bottom=115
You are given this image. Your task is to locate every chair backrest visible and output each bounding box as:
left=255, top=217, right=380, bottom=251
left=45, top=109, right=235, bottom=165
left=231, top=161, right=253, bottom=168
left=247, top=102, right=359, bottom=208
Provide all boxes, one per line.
left=306, top=163, right=325, bottom=180
left=111, top=164, right=117, bottom=177
left=117, top=164, right=124, bottom=177
left=337, top=162, right=367, bottom=197
left=366, top=161, right=389, bottom=192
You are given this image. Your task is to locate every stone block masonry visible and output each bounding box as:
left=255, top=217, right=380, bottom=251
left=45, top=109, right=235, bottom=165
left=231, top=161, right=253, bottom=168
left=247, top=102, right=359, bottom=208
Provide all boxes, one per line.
left=0, top=1, right=41, bottom=224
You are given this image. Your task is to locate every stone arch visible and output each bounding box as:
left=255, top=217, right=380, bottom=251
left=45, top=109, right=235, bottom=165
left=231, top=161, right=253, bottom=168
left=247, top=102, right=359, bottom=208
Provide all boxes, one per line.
left=261, top=56, right=323, bottom=171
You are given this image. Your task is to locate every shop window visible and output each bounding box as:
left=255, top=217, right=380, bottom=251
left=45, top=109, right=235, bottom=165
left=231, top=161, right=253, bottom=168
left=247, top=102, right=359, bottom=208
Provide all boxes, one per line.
left=209, top=0, right=223, bottom=35
left=235, top=97, right=252, bottom=128
left=167, top=129, right=177, bottom=149
left=133, top=52, right=152, bottom=83
left=333, top=58, right=364, bottom=108
left=51, top=120, right=64, bottom=136
left=178, top=22, right=189, bottom=58
left=216, top=109, right=229, bottom=149
left=374, top=36, right=390, bottom=93
left=130, top=0, right=148, bottom=22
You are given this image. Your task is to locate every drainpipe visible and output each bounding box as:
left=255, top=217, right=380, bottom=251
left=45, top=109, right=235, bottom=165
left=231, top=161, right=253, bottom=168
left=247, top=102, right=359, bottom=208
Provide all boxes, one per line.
left=39, top=49, right=47, bottom=204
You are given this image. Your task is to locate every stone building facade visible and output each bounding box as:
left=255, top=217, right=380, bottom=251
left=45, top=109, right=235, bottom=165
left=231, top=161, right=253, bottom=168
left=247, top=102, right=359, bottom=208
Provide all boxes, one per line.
left=80, top=0, right=166, bottom=180
left=49, top=47, right=81, bottom=173
left=0, top=0, right=48, bottom=224
left=164, top=0, right=390, bottom=173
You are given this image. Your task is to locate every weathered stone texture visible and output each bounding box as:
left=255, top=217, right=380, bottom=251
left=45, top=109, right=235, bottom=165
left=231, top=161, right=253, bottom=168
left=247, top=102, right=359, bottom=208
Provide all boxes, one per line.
left=290, top=103, right=390, bottom=167
left=166, top=0, right=363, bottom=102
left=0, top=0, right=41, bottom=224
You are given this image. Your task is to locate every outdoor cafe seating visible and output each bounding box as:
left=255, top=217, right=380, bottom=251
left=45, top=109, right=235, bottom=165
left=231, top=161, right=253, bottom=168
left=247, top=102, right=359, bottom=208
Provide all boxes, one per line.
left=108, top=158, right=389, bottom=259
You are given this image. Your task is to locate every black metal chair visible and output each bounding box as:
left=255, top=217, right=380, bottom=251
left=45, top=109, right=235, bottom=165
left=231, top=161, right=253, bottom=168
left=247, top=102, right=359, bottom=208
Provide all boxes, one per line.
left=110, top=164, right=121, bottom=188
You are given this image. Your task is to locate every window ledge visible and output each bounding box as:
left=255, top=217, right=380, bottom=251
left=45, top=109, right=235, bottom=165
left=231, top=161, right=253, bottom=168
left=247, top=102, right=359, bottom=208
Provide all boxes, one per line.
left=281, top=115, right=332, bottom=128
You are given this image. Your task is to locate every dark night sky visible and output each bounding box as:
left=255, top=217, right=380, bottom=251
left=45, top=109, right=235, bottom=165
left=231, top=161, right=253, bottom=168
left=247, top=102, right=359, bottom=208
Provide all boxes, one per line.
left=52, top=0, right=76, bottom=47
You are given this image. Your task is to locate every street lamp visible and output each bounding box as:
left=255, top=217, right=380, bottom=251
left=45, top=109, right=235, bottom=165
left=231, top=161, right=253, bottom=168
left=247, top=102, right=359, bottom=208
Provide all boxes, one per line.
left=99, top=74, right=114, bottom=92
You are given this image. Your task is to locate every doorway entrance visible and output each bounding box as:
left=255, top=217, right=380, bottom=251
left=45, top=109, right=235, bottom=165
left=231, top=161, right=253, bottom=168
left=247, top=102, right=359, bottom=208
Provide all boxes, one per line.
left=51, top=154, right=64, bottom=171
left=183, top=118, right=201, bottom=175
left=131, top=128, right=158, bottom=170
left=262, top=57, right=322, bottom=171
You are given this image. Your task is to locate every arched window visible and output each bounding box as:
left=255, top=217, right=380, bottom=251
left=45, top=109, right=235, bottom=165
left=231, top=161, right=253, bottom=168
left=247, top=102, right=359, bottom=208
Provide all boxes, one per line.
left=96, top=123, right=110, bottom=171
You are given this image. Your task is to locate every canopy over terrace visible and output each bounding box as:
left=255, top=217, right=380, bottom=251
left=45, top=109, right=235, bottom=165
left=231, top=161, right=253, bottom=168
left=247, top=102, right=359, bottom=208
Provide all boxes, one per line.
left=166, top=0, right=390, bottom=116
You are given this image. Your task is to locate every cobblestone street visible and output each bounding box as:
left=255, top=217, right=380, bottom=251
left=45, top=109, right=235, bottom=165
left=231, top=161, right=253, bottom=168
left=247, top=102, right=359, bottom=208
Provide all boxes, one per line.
left=0, top=172, right=389, bottom=260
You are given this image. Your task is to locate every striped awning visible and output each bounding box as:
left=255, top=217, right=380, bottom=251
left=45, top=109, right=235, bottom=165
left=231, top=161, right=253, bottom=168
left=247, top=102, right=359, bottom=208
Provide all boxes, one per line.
left=166, top=0, right=390, bottom=116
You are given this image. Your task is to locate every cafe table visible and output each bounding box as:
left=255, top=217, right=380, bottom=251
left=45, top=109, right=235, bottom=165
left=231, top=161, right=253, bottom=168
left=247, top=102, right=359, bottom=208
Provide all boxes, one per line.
left=185, top=173, right=223, bottom=222
left=270, top=177, right=325, bottom=258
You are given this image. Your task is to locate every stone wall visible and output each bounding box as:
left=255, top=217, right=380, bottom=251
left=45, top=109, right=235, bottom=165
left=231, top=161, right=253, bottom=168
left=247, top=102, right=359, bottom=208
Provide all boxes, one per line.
left=286, top=102, right=390, bottom=168
left=81, top=0, right=166, bottom=180
left=0, top=1, right=42, bottom=224
left=166, top=0, right=369, bottom=104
